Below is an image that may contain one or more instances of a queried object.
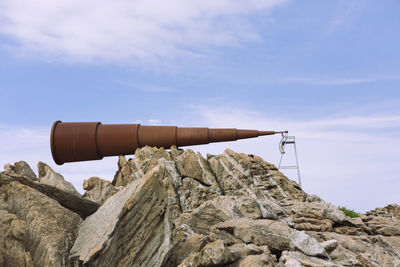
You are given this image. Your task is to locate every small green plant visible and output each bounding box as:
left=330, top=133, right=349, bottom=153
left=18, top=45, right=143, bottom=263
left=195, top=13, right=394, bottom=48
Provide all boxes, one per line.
left=338, top=206, right=360, bottom=218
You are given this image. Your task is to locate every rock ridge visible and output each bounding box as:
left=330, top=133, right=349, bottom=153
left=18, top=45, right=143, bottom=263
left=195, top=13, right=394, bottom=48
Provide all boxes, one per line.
left=0, top=147, right=399, bottom=267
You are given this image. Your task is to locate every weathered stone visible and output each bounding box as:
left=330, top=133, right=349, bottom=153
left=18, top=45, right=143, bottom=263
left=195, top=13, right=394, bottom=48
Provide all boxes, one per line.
left=279, top=251, right=338, bottom=267
left=1, top=172, right=99, bottom=218
left=172, top=148, right=222, bottom=192
left=207, top=150, right=287, bottom=219
left=288, top=231, right=328, bottom=259
left=321, top=239, right=338, bottom=254
left=1, top=147, right=399, bottom=266
left=4, top=161, right=37, bottom=180
left=164, top=224, right=210, bottom=266
left=362, top=215, right=400, bottom=236
left=179, top=240, right=237, bottom=267
left=180, top=242, right=278, bottom=267
left=366, top=203, right=400, bottom=219
left=175, top=196, right=254, bottom=236
left=0, top=209, right=33, bottom=267
left=182, top=177, right=220, bottom=209
left=284, top=200, right=361, bottom=233
left=37, top=161, right=80, bottom=196
left=211, top=218, right=293, bottom=253
left=228, top=254, right=277, bottom=267
left=4, top=163, right=14, bottom=173
left=82, top=176, right=120, bottom=204
left=308, top=231, right=400, bottom=266
left=0, top=182, right=82, bottom=267
left=70, top=166, right=172, bottom=267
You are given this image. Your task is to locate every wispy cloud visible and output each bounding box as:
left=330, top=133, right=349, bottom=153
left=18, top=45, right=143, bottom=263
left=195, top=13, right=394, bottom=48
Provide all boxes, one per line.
left=0, top=0, right=287, bottom=64
left=114, top=80, right=174, bottom=93
left=276, top=76, right=399, bottom=85
left=324, top=1, right=359, bottom=36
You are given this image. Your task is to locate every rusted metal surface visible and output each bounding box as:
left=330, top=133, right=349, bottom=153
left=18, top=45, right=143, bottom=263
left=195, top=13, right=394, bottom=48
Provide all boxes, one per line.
left=51, top=121, right=282, bottom=165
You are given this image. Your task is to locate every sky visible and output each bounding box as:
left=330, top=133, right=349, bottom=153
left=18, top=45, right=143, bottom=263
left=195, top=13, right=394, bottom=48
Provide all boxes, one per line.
left=0, top=0, right=399, bottom=213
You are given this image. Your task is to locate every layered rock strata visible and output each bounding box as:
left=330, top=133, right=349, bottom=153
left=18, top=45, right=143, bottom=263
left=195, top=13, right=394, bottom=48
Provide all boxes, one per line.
left=0, top=147, right=399, bottom=266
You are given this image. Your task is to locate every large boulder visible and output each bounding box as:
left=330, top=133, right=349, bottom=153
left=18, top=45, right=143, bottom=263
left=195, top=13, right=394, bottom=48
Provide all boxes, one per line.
left=1, top=164, right=99, bottom=219
left=0, top=209, right=33, bottom=266
left=69, top=166, right=172, bottom=267
left=37, top=161, right=81, bottom=196
left=0, top=182, right=82, bottom=267
left=82, top=176, right=120, bottom=205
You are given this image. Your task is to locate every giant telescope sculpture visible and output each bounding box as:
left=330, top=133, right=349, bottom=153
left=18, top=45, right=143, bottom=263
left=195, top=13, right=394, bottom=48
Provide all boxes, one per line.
left=50, top=121, right=286, bottom=165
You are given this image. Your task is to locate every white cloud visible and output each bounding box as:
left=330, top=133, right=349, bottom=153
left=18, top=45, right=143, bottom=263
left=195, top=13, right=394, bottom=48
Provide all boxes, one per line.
left=276, top=76, right=400, bottom=85
left=0, top=0, right=287, bottom=64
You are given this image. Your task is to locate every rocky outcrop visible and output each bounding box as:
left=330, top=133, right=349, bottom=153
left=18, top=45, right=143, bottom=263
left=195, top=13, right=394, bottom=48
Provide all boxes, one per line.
left=4, top=161, right=37, bottom=180
left=37, top=161, right=81, bottom=197
left=0, top=171, right=99, bottom=219
left=1, top=147, right=399, bottom=266
left=0, top=182, right=82, bottom=266
left=82, top=176, right=120, bottom=204
left=70, top=167, right=171, bottom=266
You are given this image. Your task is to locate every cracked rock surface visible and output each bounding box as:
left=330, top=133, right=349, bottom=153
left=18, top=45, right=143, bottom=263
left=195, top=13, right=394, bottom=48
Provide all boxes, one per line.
left=1, top=147, right=399, bottom=266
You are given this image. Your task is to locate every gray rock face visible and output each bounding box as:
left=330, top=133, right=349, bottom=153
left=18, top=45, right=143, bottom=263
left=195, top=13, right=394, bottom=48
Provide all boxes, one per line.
left=82, top=176, right=120, bottom=204
left=4, top=160, right=37, bottom=180
left=1, top=170, right=99, bottom=218
left=1, top=147, right=399, bottom=266
left=288, top=231, right=328, bottom=259
left=70, top=166, right=171, bottom=267
left=0, top=209, right=33, bottom=267
left=0, top=182, right=82, bottom=267
left=38, top=161, right=81, bottom=196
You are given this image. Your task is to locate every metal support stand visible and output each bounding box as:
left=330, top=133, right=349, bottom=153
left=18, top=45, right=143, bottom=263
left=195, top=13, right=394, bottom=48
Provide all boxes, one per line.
left=278, top=133, right=302, bottom=188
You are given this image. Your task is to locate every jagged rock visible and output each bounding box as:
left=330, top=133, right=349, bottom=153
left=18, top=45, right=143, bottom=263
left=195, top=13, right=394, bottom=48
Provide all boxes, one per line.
left=308, top=231, right=400, bottom=266
left=70, top=166, right=172, bottom=267
left=279, top=251, right=338, bottom=267
left=164, top=225, right=210, bottom=266
left=83, top=176, right=120, bottom=204
left=284, top=200, right=358, bottom=233
left=362, top=215, right=400, bottom=236
left=171, top=148, right=222, bottom=190
left=231, top=254, right=276, bottom=267
left=366, top=203, right=400, bottom=219
left=4, top=161, right=37, bottom=180
left=211, top=218, right=293, bottom=252
left=1, top=171, right=99, bottom=218
left=179, top=240, right=236, bottom=266
left=175, top=196, right=259, bottom=236
left=0, top=209, right=33, bottom=267
left=1, top=147, right=399, bottom=266
left=4, top=163, right=14, bottom=173
left=179, top=240, right=277, bottom=267
left=288, top=231, right=328, bottom=259
left=37, top=161, right=81, bottom=196
left=321, top=239, right=338, bottom=254
left=0, top=182, right=82, bottom=267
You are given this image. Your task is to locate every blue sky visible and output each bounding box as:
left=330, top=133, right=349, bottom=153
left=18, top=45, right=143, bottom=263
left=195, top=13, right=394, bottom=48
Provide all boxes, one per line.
left=0, top=0, right=399, bottom=212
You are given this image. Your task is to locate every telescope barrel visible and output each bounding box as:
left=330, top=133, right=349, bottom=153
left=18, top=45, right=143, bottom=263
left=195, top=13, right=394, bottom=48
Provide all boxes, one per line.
left=51, top=121, right=279, bottom=165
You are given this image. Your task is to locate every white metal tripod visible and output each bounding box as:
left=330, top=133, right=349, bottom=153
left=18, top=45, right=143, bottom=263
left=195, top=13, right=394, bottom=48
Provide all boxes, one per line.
left=278, top=132, right=302, bottom=188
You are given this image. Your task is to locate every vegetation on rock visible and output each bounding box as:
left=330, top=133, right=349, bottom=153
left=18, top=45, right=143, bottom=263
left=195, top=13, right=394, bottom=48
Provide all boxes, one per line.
left=338, top=206, right=360, bottom=218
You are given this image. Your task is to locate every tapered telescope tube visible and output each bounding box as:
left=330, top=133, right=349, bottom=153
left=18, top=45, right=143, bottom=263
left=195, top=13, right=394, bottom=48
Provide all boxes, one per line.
left=51, top=121, right=284, bottom=165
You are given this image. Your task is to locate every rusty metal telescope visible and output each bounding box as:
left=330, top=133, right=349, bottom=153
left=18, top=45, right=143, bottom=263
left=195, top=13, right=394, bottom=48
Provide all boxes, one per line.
left=50, top=121, right=286, bottom=165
